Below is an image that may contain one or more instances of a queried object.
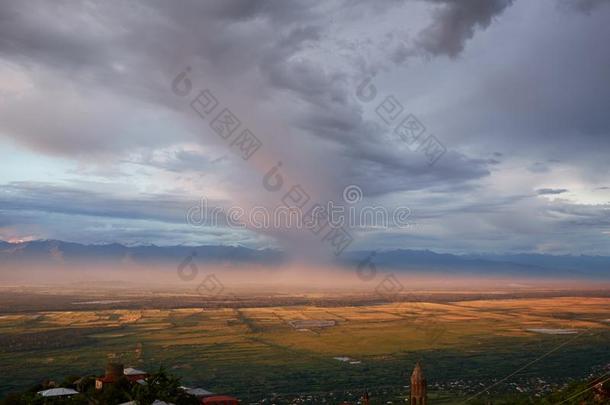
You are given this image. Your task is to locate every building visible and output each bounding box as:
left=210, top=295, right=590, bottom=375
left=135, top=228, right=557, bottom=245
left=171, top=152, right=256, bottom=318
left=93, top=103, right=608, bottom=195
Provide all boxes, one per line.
left=96, top=363, right=125, bottom=390
left=124, top=367, right=148, bottom=383
left=200, top=395, right=239, bottom=405
left=180, top=387, right=215, bottom=398
left=361, top=390, right=370, bottom=405
left=96, top=363, right=149, bottom=389
left=37, top=388, right=79, bottom=398
left=410, top=361, right=427, bottom=405
left=179, top=386, right=238, bottom=404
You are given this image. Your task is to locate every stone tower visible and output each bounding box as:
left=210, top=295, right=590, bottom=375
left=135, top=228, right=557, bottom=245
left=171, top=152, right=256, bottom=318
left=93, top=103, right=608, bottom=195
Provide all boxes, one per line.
left=361, top=390, right=370, bottom=405
left=410, top=361, right=427, bottom=405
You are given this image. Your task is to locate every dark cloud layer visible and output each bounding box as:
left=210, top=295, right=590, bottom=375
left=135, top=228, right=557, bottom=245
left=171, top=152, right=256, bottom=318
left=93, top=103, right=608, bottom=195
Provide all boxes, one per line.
left=0, top=0, right=609, bottom=255
left=417, top=0, right=515, bottom=58
left=537, top=188, right=569, bottom=195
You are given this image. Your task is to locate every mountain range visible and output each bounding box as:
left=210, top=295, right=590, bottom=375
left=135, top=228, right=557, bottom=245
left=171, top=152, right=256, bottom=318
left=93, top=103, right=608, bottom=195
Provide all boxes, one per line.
left=1, top=240, right=608, bottom=279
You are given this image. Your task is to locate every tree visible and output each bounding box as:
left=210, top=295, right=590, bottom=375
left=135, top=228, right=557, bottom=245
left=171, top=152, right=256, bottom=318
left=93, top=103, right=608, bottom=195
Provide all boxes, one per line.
left=131, top=367, right=198, bottom=405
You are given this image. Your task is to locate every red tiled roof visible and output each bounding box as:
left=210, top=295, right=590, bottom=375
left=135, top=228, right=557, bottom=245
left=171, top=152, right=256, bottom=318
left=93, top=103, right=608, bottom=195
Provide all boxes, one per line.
left=201, top=395, right=239, bottom=405
left=125, top=374, right=148, bottom=382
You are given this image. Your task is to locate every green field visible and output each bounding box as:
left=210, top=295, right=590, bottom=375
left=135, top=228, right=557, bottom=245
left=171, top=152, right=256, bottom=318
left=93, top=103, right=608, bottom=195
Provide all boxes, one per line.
left=0, top=296, right=609, bottom=403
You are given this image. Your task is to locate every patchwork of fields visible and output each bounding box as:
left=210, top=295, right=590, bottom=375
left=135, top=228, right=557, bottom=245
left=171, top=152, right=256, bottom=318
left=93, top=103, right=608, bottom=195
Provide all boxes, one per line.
left=0, top=296, right=609, bottom=402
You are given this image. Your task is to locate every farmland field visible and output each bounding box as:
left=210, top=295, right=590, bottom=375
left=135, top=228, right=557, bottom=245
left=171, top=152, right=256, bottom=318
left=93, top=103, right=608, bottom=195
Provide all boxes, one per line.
left=0, top=292, right=609, bottom=403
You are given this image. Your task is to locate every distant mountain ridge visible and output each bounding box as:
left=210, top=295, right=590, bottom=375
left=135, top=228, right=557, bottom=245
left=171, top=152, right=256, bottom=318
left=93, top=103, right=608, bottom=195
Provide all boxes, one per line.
left=1, top=240, right=608, bottom=279
left=342, top=249, right=609, bottom=279
left=0, top=239, right=284, bottom=265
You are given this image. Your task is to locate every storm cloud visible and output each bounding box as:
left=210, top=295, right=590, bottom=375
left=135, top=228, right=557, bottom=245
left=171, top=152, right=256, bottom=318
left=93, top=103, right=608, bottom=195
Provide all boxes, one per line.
left=416, top=0, right=515, bottom=58
left=1, top=0, right=609, bottom=256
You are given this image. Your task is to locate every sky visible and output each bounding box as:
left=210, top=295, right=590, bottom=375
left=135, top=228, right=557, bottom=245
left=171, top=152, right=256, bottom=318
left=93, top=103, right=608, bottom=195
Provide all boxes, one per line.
left=0, top=0, right=609, bottom=257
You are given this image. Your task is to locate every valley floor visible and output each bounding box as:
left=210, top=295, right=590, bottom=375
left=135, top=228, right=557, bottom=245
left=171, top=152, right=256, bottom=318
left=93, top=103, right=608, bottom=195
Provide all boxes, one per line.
left=0, top=292, right=609, bottom=402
